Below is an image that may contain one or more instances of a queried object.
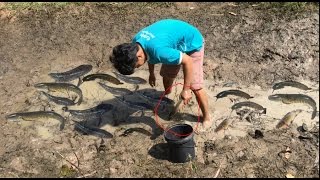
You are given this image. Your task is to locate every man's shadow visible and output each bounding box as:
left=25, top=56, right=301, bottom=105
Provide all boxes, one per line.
left=67, top=87, right=198, bottom=140
left=148, top=142, right=169, bottom=161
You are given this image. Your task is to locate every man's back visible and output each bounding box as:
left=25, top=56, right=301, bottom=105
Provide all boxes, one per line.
left=132, top=19, right=204, bottom=65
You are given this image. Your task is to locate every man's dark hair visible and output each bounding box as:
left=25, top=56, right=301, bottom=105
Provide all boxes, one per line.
left=109, top=43, right=138, bottom=75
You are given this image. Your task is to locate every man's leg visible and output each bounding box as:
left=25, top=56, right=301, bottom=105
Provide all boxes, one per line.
left=160, top=64, right=181, bottom=95
left=193, top=88, right=212, bottom=128
left=189, top=45, right=214, bottom=130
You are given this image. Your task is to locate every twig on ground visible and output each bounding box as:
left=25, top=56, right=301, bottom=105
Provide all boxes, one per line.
left=8, top=172, right=19, bottom=178
left=67, top=138, right=80, bottom=168
left=241, top=110, right=253, bottom=122
left=76, top=171, right=97, bottom=178
left=55, top=150, right=84, bottom=176
left=73, top=151, right=80, bottom=168
left=214, top=158, right=225, bottom=178
left=213, top=165, right=221, bottom=178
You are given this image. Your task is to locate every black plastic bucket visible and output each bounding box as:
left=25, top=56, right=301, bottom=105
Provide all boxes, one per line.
left=164, top=124, right=195, bottom=163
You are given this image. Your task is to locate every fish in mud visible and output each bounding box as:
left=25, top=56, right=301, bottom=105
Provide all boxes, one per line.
left=34, top=82, right=83, bottom=105
left=120, top=127, right=153, bottom=137
left=222, top=81, right=239, bottom=87
left=268, top=94, right=317, bottom=120
left=63, top=103, right=114, bottom=118
left=113, top=71, right=147, bottom=84
left=272, top=80, right=312, bottom=92
left=215, top=89, right=253, bottom=101
left=74, top=121, right=113, bottom=138
left=49, top=64, right=92, bottom=82
left=214, top=118, right=233, bottom=133
left=114, top=96, right=156, bottom=111
left=276, top=109, right=303, bottom=129
left=40, top=91, right=76, bottom=106
left=135, top=91, right=175, bottom=106
left=6, top=111, right=66, bottom=130
left=82, top=73, right=124, bottom=85
left=231, top=101, right=267, bottom=114
left=98, top=82, right=136, bottom=96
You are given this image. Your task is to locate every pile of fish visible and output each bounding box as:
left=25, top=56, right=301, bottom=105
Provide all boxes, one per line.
left=6, top=63, right=318, bottom=140
left=5, top=64, right=160, bottom=139
left=5, top=64, right=93, bottom=131
left=269, top=81, right=317, bottom=128
left=213, top=80, right=318, bottom=132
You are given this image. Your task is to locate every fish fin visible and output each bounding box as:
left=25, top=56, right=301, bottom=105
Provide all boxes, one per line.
left=311, top=110, right=316, bottom=120
left=76, top=77, right=83, bottom=87
left=76, top=95, right=83, bottom=105
left=134, top=84, right=139, bottom=91
left=282, top=99, right=291, bottom=104
left=21, top=117, right=31, bottom=121
left=97, top=116, right=102, bottom=127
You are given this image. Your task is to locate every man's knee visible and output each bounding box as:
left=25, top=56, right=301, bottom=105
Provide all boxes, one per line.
left=192, top=88, right=204, bottom=96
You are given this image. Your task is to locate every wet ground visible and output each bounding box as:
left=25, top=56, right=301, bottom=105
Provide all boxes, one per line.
left=0, top=2, right=319, bottom=178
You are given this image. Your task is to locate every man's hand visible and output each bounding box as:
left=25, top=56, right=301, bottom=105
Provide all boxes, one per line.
left=180, top=53, right=193, bottom=104
left=180, top=89, right=192, bottom=105
left=149, top=74, right=156, bottom=87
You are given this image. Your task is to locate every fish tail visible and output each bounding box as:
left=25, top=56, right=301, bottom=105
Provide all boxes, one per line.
left=77, top=94, right=83, bottom=105
left=275, top=122, right=282, bottom=129
left=311, top=110, right=317, bottom=120
left=263, top=108, right=267, bottom=114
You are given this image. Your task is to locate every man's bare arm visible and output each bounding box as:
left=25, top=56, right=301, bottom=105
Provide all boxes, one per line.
left=148, top=62, right=155, bottom=75
left=181, top=54, right=193, bottom=91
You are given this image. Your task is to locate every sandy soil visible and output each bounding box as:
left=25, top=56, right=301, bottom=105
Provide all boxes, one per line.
left=0, top=2, right=319, bottom=178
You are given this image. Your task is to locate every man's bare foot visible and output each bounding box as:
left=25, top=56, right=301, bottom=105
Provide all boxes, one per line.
left=202, top=117, right=214, bottom=130
left=194, top=115, right=214, bottom=134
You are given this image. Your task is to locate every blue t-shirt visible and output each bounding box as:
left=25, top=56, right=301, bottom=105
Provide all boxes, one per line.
left=132, top=19, right=204, bottom=65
